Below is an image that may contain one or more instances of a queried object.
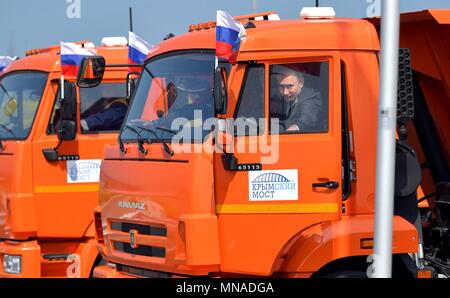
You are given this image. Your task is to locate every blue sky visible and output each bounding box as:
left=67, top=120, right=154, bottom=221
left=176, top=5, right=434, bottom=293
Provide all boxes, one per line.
left=1, top=0, right=450, bottom=57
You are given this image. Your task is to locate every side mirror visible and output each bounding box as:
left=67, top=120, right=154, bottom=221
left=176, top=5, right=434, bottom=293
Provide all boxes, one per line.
left=60, top=81, right=76, bottom=120
left=126, top=72, right=140, bottom=99
left=214, top=66, right=228, bottom=115
left=57, top=120, right=77, bottom=141
left=77, top=56, right=106, bottom=88
left=43, top=81, right=77, bottom=162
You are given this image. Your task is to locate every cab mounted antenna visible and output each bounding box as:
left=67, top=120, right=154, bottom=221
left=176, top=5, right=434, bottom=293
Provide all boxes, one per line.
left=316, top=0, right=320, bottom=7
left=129, top=7, right=134, bottom=32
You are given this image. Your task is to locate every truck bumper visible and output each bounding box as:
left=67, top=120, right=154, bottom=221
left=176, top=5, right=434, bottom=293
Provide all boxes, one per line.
left=0, top=238, right=98, bottom=278
left=0, top=240, right=41, bottom=278
left=93, top=265, right=137, bottom=278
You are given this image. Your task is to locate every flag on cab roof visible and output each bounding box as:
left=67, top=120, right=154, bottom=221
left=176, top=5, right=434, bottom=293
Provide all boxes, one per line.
left=0, top=56, right=15, bottom=73
left=128, top=32, right=154, bottom=65
left=216, top=10, right=247, bottom=64
left=60, top=42, right=96, bottom=77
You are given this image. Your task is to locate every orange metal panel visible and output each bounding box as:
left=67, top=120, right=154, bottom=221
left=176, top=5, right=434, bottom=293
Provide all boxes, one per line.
left=276, top=215, right=418, bottom=274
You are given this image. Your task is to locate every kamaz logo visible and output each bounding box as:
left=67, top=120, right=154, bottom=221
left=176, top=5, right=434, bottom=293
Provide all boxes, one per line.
left=129, top=230, right=138, bottom=249
left=118, top=201, right=146, bottom=210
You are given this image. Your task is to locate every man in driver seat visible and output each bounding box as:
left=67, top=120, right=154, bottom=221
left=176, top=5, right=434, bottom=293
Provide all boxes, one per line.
left=80, top=97, right=128, bottom=132
left=157, top=76, right=213, bottom=128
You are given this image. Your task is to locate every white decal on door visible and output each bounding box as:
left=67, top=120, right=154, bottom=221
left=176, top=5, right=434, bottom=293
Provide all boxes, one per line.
left=249, top=169, right=298, bottom=201
left=67, top=159, right=102, bottom=183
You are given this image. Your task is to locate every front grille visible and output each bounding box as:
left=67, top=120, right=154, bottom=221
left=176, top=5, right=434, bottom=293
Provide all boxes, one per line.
left=114, top=241, right=166, bottom=258
left=111, top=221, right=167, bottom=237
left=116, top=264, right=172, bottom=278
left=42, top=254, right=70, bottom=261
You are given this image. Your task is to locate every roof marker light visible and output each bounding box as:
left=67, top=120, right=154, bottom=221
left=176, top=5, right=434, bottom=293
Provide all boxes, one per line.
left=83, top=42, right=96, bottom=48
left=101, top=37, right=128, bottom=47
left=254, top=13, right=280, bottom=21
left=188, top=11, right=280, bottom=32
left=300, top=7, right=336, bottom=19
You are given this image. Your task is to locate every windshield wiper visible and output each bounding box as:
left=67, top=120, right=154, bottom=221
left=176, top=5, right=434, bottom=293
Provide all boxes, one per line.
left=131, top=124, right=174, bottom=156
left=153, top=125, right=179, bottom=136
left=122, top=124, right=149, bottom=155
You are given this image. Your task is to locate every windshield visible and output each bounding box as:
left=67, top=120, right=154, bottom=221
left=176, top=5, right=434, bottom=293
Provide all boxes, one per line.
left=121, top=51, right=215, bottom=143
left=0, top=71, right=48, bottom=140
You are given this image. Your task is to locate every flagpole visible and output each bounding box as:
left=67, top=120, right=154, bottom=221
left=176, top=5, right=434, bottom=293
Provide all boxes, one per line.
left=129, top=7, right=134, bottom=33
left=60, top=42, right=65, bottom=101
left=61, top=75, right=64, bottom=101
left=215, top=10, right=218, bottom=70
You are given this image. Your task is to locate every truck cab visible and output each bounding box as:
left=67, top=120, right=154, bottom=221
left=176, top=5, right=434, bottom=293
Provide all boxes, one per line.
left=0, top=41, right=132, bottom=277
left=93, top=11, right=419, bottom=278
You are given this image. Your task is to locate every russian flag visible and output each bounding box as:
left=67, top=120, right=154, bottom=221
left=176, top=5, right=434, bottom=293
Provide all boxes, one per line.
left=60, top=42, right=96, bottom=77
left=0, top=56, right=15, bottom=73
left=128, top=32, right=154, bottom=65
left=216, top=10, right=246, bottom=64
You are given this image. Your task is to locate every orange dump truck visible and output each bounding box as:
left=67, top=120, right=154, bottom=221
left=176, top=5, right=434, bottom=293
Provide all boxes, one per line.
left=0, top=40, right=133, bottom=277
left=368, top=10, right=450, bottom=277
left=91, top=9, right=449, bottom=278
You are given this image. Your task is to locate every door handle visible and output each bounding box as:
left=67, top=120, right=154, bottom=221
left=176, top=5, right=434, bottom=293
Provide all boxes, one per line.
left=312, top=181, right=339, bottom=189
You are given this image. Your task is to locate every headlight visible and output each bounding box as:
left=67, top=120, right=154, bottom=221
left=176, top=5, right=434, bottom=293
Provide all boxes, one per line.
left=3, top=255, right=22, bottom=274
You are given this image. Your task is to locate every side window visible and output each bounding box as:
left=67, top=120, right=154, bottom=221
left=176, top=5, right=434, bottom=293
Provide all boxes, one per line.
left=0, top=71, right=47, bottom=140
left=234, top=64, right=265, bottom=136
left=269, top=62, right=329, bottom=134
left=79, top=82, right=127, bottom=133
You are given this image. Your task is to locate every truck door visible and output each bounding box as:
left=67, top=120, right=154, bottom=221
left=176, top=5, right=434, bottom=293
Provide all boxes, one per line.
left=213, top=53, right=343, bottom=273
left=31, top=77, right=127, bottom=238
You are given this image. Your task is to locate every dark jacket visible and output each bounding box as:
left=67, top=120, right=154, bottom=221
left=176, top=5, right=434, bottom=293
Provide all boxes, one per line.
left=280, top=87, right=323, bottom=132
left=83, top=99, right=128, bottom=131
